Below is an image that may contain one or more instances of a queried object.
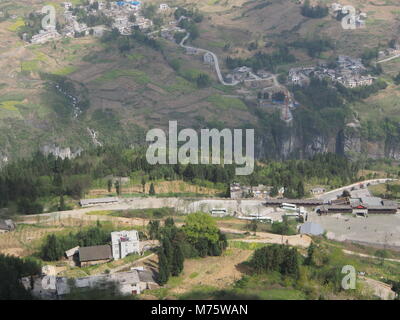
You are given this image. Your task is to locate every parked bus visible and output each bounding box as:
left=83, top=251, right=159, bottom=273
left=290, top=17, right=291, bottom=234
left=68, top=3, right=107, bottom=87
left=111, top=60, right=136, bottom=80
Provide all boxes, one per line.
left=210, top=208, right=227, bottom=216
left=280, top=203, right=297, bottom=211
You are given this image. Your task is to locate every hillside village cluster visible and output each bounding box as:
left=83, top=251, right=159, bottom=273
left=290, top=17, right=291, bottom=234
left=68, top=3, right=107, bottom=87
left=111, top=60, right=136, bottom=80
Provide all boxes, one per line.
left=19, top=0, right=396, bottom=124
left=29, top=0, right=170, bottom=44
left=19, top=229, right=159, bottom=299
left=288, top=55, right=375, bottom=88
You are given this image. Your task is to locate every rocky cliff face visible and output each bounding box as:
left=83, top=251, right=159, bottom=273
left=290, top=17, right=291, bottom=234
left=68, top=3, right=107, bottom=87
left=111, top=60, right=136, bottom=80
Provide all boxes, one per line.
left=255, top=123, right=400, bottom=161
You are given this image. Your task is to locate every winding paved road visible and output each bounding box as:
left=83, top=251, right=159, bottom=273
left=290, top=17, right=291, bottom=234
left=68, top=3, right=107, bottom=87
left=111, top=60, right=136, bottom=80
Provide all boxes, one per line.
left=377, top=54, right=400, bottom=64
left=179, top=32, right=239, bottom=86
left=316, top=178, right=398, bottom=202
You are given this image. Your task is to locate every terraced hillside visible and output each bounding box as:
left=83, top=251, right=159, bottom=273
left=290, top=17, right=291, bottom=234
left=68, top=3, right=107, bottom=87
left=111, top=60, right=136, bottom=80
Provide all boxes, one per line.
left=1, top=0, right=400, bottom=161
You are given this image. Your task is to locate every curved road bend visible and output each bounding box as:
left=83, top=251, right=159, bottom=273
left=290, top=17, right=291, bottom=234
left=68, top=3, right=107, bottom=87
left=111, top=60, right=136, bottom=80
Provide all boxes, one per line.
left=179, top=32, right=239, bottom=86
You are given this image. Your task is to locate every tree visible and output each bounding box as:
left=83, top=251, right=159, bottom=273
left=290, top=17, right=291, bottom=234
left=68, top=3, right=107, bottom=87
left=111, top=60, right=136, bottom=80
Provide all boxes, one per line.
left=196, top=74, right=211, bottom=88
left=162, top=238, right=174, bottom=266
left=182, top=212, right=219, bottom=244
left=0, top=254, right=41, bottom=300
left=107, top=179, right=112, bottom=193
left=375, top=249, right=389, bottom=265
left=270, top=185, right=279, bottom=197
left=297, top=181, right=305, bottom=198
left=115, top=180, right=121, bottom=196
left=171, top=245, right=184, bottom=276
left=394, top=72, right=400, bottom=85
left=157, top=250, right=169, bottom=285
left=148, top=220, right=160, bottom=240
left=58, top=194, right=67, bottom=211
left=165, top=217, right=175, bottom=227
left=141, top=177, right=146, bottom=193
left=41, top=234, right=64, bottom=261
left=149, top=183, right=155, bottom=195
left=341, top=190, right=351, bottom=198
left=249, top=219, right=258, bottom=233
left=304, top=242, right=316, bottom=266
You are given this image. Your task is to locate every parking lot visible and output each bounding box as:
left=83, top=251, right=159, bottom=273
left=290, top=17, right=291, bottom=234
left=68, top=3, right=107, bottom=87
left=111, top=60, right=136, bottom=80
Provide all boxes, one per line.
left=308, top=211, right=400, bottom=247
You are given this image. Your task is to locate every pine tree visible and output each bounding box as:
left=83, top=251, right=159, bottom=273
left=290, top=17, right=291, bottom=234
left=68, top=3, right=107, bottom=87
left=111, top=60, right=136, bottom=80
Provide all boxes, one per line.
left=115, top=180, right=121, bottom=196
left=162, top=238, right=173, bottom=267
left=171, top=245, right=184, bottom=276
left=148, top=220, right=160, bottom=240
left=157, top=250, right=169, bottom=285
left=304, top=242, right=315, bottom=266
left=141, top=177, right=146, bottom=193
left=149, top=183, right=155, bottom=195
left=297, top=181, right=305, bottom=198
left=58, top=195, right=66, bottom=211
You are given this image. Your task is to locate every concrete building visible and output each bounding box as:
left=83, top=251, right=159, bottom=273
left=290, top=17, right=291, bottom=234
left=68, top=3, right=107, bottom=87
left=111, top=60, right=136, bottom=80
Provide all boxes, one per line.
left=318, top=196, right=398, bottom=215
left=22, top=269, right=158, bottom=299
left=0, top=219, right=16, bottom=233
left=310, top=187, right=326, bottom=195
left=159, top=4, right=169, bottom=11
left=65, top=246, right=80, bottom=266
left=300, top=222, right=324, bottom=236
left=230, top=183, right=269, bottom=199
left=111, top=230, right=140, bottom=260
left=79, top=197, right=119, bottom=207
left=31, top=29, right=61, bottom=44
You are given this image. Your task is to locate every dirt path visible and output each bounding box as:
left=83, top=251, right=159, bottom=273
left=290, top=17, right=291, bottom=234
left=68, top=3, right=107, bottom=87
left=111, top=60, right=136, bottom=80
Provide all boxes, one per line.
left=219, top=227, right=312, bottom=248
left=343, top=249, right=400, bottom=263
left=109, top=253, right=157, bottom=274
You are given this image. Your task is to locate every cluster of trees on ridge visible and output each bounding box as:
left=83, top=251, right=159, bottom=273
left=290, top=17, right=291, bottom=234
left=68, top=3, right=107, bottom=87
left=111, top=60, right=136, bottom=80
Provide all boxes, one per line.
left=300, top=0, right=329, bottom=19
left=149, top=214, right=227, bottom=285
left=39, top=222, right=114, bottom=261
left=226, top=46, right=295, bottom=72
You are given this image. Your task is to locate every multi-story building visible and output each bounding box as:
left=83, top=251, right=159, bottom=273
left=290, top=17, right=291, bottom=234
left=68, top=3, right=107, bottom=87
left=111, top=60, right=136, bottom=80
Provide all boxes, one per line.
left=111, top=230, right=140, bottom=260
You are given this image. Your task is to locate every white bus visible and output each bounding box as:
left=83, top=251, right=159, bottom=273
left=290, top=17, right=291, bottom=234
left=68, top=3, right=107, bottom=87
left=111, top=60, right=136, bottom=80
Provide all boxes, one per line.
left=210, top=208, right=227, bottom=216
left=280, top=203, right=297, bottom=211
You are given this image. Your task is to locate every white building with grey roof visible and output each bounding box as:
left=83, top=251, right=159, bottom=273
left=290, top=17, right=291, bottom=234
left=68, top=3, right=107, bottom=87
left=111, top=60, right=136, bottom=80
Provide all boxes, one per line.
left=111, top=230, right=140, bottom=260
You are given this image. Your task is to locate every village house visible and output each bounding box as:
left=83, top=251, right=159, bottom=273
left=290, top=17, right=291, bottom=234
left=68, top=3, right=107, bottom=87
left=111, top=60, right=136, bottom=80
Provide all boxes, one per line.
left=111, top=230, right=140, bottom=260
left=288, top=56, right=374, bottom=89
left=310, top=187, right=326, bottom=195
left=65, top=246, right=80, bottom=266
left=21, top=269, right=158, bottom=299
left=159, top=3, right=169, bottom=11
left=203, top=52, right=214, bottom=65
left=230, top=183, right=269, bottom=199
left=0, top=219, right=16, bottom=233
left=31, top=28, right=61, bottom=44
left=78, top=245, right=113, bottom=267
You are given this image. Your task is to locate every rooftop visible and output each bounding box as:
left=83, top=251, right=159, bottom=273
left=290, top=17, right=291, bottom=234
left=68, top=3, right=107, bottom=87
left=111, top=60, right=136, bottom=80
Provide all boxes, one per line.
left=79, top=245, right=112, bottom=262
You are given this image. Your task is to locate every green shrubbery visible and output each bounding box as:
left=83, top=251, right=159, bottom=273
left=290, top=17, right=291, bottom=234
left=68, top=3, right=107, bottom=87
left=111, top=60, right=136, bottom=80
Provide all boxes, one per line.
left=39, top=223, right=112, bottom=261
left=0, top=254, right=41, bottom=300
left=152, top=214, right=228, bottom=285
